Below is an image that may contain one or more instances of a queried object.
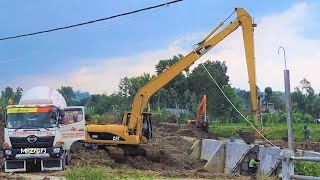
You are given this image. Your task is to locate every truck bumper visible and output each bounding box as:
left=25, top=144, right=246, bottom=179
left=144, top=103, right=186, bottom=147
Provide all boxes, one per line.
left=3, top=146, right=63, bottom=160
left=3, top=146, right=65, bottom=172
left=5, top=158, right=64, bottom=172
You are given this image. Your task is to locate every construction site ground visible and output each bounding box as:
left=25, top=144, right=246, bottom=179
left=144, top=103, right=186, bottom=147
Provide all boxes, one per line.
left=0, top=122, right=310, bottom=179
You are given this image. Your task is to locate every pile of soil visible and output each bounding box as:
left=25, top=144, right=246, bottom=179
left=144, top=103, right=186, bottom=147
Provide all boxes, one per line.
left=270, top=140, right=320, bottom=152
left=70, top=122, right=215, bottom=174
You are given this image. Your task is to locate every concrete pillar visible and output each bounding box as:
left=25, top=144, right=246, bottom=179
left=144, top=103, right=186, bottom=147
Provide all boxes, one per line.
left=281, top=149, right=294, bottom=180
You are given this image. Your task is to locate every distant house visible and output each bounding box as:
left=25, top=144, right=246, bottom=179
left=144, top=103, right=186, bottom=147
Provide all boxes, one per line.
left=261, top=103, right=275, bottom=114
left=164, top=108, right=189, bottom=116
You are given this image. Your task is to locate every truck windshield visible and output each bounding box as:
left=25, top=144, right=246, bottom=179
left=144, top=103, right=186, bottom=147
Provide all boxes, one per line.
left=6, top=107, right=57, bottom=129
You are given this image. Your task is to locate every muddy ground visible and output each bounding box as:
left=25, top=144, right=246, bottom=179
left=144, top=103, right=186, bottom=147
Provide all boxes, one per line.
left=270, top=140, right=320, bottom=152
left=69, top=123, right=221, bottom=179
left=0, top=121, right=305, bottom=179
left=0, top=122, right=248, bottom=179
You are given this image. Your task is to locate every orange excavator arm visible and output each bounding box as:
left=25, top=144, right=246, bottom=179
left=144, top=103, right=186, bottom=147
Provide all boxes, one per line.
left=195, top=95, right=207, bottom=127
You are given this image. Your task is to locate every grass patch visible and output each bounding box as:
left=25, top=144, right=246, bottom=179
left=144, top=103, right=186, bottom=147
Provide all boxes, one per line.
left=295, top=161, right=320, bottom=176
left=65, top=163, right=155, bottom=180
left=210, top=122, right=320, bottom=141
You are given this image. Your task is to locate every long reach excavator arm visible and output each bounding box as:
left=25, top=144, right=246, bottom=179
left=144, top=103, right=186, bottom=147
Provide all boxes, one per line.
left=85, top=7, right=259, bottom=145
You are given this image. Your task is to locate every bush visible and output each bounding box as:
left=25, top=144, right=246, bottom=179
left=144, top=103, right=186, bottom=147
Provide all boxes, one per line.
left=153, top=110, right=193, bottom=124
left=262, top=113, right=271, bottom=124
left=295, top=161, right=320, bottom=176
left=279, top=113, right=287, bottom=123
left=304, top=114, right=313, bottom=123
left=293, top=112, right=303, bottom=123
left=91, top=114, right=112, bottom=120
left=271, top=113, right=280, bottom=124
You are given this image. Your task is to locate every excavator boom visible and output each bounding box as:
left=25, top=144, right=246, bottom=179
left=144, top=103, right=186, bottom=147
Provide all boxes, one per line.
left=85, top=7, right=259, bottom=145
left=128, top=7, right=259, bottom=136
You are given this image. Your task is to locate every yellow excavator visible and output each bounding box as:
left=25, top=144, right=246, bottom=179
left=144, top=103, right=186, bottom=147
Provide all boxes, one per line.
left=85, top=7, right=260, bottom=146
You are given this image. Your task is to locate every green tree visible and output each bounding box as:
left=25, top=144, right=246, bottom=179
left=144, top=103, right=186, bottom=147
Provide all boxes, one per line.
left=154, top=55, right=190, bottom=109
left=1, top=87, right=14, bottom=101
left=264, top=87, right=273, bottom=104
left=119, top=73, right=154, bottom=98
left=237, top=90, right=252, bottom=110
left=292, top=78, right=317, bottom=117
left=188, top=60, right=241, bottom=122
left=155, top=54, right=184, bottom=75
left=270, top=93, right=285, bottom=111
left=13, top=87, right=23, bottom=104
left=58, top=86, right=75, bottom=105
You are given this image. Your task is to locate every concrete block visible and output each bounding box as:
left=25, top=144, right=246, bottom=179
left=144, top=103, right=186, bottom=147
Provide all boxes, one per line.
left=257, top=145, right=282, bottom=175
left=204, top=142, right=226, bottom=172
left=200, top=139, right=221, bottom=160
left=224, top=142, right=251, bottom=173
left=190, top=139, right=201, bottom=159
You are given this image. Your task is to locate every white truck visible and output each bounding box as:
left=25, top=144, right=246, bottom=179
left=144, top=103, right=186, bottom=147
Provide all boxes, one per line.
left=2, top=86, right=85, bottom=172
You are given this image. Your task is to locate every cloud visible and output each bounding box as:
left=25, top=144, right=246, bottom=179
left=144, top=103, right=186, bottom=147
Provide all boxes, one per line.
left=197, top=2, right=320, bottom=92
left=9, top=2, right=320, bottom=95
left=15, top=44, right=188, bottom=94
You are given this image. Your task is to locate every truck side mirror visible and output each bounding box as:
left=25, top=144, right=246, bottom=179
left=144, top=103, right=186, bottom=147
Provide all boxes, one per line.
left=58, top=109, right=65, bottom=124
left=60, top=109, right=65, bottom=117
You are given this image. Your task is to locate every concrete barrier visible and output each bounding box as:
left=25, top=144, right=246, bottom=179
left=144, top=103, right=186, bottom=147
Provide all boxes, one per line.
left=204, top=142, right=226, bottom=172
left=189, top=139, right=320, bottom=176
left=200, top=139, right=221, bottom=160
left=257, top=145, right=281, bottom=175
left=190, top=139, right=201, bottom=159
left=224, top=142, right=251, bottom=173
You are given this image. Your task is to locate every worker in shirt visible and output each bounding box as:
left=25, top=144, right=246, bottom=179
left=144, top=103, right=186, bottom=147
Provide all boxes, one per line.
left=249, top=158, right=260, bottom=176
left=303, top=125, right=311, bottom=150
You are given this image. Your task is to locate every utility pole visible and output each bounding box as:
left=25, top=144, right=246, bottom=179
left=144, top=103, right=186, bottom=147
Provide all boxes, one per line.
left=278, top=47, right=294, bottom=151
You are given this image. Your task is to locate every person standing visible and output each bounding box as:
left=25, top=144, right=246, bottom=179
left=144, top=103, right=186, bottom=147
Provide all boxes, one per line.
left=303, top=125, right=311, bottom=150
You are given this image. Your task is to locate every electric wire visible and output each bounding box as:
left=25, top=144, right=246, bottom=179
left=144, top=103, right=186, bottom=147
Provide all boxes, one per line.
left=0, top=29, right=76, bottom=63
left=0, top=0, right=183, bottom=41
left=76, top=5, right=165, bottom=30
left=0, top=4, right=166, bottom=63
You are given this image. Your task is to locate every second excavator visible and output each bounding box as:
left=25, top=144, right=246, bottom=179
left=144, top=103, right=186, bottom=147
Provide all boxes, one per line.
left=187, top=95, right=208, bottom=132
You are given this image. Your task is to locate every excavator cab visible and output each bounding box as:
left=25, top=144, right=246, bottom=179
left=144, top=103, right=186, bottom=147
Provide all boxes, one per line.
left=142, top=113, right=152, bottom=140
left=122, top=112, right=153, bottom=140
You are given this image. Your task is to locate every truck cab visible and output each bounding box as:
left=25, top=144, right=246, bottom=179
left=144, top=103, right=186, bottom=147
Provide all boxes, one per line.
left=2, top=86, right=85, bottom=172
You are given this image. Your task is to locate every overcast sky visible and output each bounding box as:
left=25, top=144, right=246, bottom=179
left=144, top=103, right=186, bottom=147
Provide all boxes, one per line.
left=0, top=0, right=319, bottom=94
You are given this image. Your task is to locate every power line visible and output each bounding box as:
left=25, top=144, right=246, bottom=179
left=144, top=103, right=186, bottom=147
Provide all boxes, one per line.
left=0, top=0, right=183, bottom=41
left=0, top=5, right=164, bottom=63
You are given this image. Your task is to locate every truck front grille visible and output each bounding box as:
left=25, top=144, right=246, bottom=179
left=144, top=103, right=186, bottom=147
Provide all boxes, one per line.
left=10, top=136, right=55, bottom=148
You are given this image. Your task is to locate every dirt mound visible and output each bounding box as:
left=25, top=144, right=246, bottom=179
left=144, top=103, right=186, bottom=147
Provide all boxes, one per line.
left=271, top=140, right=320, bottom=152
left=0, top=121, right=219, bottom=178
left=70, top=123, right=211, bottom=173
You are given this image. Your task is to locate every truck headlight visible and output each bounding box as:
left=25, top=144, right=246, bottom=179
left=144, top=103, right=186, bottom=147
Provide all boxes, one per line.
left=52, top=147, right=60, bottom=154
left=5, top=150, right=12, bottom=155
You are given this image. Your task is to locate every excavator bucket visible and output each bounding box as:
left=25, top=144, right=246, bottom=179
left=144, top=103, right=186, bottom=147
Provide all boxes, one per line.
left=236, top=129, right=255, bottom=144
